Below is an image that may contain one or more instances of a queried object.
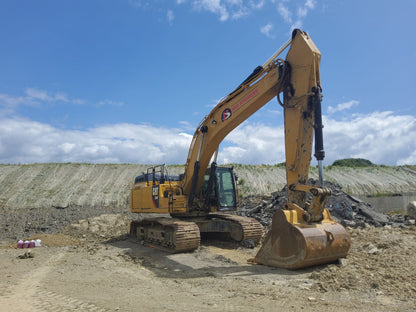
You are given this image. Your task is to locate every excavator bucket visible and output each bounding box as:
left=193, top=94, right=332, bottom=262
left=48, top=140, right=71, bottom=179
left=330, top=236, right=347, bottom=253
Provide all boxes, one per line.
left=253, top=209, right=351, bottom=269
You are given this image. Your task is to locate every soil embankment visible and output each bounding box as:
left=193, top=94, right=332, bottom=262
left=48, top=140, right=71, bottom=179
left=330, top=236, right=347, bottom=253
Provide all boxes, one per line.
left=1, top=163, right=415, bottom=240
left=1, top=163, right=415, bottom=211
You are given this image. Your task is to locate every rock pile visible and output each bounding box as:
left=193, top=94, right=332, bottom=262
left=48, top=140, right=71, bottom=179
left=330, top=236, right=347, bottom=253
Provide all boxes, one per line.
left=238, top=179, right=415, bottom=228
left=63, top=214, right=130, bottom=241
left=408, top=201, right=416, bottom=218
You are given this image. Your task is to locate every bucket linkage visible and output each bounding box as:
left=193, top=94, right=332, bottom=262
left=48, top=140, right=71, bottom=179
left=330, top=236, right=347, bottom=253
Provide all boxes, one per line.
left=253, top=185, right=351, bottom=269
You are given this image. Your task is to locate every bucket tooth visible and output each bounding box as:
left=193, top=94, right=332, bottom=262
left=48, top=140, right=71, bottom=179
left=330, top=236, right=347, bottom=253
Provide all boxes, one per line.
left=254, top=209, right=351, bottom=269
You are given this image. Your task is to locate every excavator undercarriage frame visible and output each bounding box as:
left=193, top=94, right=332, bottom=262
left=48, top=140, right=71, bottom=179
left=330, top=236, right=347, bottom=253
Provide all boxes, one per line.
left=130, top=213, right=263, bottom=253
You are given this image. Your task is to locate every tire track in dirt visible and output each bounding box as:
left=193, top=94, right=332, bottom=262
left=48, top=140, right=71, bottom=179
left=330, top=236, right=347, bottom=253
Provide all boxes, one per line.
left=0, top=249, right=109, bottom=312
left=33, top=289, right=108, bottom=312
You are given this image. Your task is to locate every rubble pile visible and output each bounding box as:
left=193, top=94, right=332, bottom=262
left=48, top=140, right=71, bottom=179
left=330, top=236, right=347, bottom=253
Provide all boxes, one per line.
left=238, top=179, right=416, bottom=228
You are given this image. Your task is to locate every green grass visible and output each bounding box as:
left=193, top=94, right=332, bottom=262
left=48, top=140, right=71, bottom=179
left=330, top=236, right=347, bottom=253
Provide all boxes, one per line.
left=366, top=192, right=402, bottom=198
left=404, top=165, right=416, bottom=171
left=331, top=158, right=375, bottom=167
left=386, top=209, right=408, bottom=216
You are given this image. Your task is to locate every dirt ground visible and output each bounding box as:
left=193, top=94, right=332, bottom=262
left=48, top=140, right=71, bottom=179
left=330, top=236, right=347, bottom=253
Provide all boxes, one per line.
left=0, top=214, right=415, bottom=312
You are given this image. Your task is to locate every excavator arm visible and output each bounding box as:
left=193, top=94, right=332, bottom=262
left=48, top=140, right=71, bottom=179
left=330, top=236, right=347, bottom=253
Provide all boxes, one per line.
left=282, top=29, right=329, bottom=222
left=182, top=30, right=326, bottom=214
left=181, top=29, right=350, bottom=268
left=182, top=30, right=318, bottom=209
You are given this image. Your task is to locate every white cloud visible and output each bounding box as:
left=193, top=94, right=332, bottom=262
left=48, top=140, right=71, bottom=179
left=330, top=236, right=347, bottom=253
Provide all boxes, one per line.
left=266, top=108, right=281, bottom=115
left=398, top=150, right=416, bottom=166
left=291, top=19, right=303, bottom=30
left=167, top=9, right=175, bottom=24
left=278, top=3, right=292, bottom=23
left=0, top=88, right=75, bottom=112
left=219, top=146, right=247, bottom=163
left=193, top=0, right=229, bottom=21
left=178, top=120, right=196, bottom=131
left=327, top=100, right=359, bottom=114
left=298, top=6, right=307, bottom=18
left=0, top=111, right=415, bottom=166
left=24, top=88, right=71, bottom=104
left=230, top=8, right=249, bottom=19
left=97, top=99, right=124, bottom=107
left=128, top=0, right=150, bottom=8
left=0, top=89, right=121, bottom=116
left=0, top=89, right=47, bottom=115
left=305, top=0, right=316, bottom=10
left=260, top=23, right=275, bottom=38
left=59, top=142, right=76, bottom=153
left=130, top=0, right=310, bottom=31
left=324, top=111, right=416, bottom=165
left=25, top=88, right=55, bottom=102
left=191, top=0, right=263, bottom=21
left=220, top=111, right=416, bottom=166
left=276, top=0, right=317, bottom=32
left=249, top=0, right=264, bottom=10
left=72, top=98, right=87, bottom=105
left=0, top=117, right=193, bottom=164
left=219, top=122, right=285, bottom=164
left=0, top=94, right=28, bottom=115
left=226, top=0, right=243, bottom=5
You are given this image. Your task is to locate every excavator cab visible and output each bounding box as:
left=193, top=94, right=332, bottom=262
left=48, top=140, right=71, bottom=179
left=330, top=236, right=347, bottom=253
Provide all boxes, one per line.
left=202, top=166, right=237, bottom=212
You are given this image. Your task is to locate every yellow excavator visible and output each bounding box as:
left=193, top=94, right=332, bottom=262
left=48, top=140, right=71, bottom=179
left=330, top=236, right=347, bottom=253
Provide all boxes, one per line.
left=130, top=29, right=351, bottom=269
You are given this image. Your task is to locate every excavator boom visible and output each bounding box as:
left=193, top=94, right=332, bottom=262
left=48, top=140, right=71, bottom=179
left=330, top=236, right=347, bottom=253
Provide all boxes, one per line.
left=181, top=60, right=285, bottom=203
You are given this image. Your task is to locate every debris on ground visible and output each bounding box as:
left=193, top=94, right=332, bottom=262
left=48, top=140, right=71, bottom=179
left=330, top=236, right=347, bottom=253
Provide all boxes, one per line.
left=17, top=250, right=34, bottom=259
left=238, top=179, right=415, bottom=229
left=62, top=214, right=130, bottom=241
left=407, top=201, right=416, bottom=218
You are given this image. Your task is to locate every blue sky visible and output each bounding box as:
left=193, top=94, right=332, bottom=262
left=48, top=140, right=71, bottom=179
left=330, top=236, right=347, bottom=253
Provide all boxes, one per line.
left=0, top=0, right=415, bottom=165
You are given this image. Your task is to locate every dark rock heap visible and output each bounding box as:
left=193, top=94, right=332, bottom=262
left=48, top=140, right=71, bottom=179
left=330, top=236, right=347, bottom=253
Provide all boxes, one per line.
left=238, top=179, right=415, bottom=228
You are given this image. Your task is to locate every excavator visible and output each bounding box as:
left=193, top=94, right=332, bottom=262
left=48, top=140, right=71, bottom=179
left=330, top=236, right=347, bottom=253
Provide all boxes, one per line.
left=129, top=29, right=351, bottom=269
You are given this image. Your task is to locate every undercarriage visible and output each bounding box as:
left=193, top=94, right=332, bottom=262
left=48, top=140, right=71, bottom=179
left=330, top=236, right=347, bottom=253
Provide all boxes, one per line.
left=129, top=213, right=263, bottom=253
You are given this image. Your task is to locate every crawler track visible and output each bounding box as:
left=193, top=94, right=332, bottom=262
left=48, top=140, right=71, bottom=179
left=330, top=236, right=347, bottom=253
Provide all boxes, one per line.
left=130, top=218, right=201, bottom=253
left=208, top=213, right=264, bottom=244
left=130, top=214, right=263, bottom=253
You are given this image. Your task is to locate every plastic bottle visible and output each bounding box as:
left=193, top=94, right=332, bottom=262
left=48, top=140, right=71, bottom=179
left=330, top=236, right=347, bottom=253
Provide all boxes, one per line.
left=23, top=240, right=30, bottom=248
left=29, top=240, right=36, bottom=248
left=17, top=240, right=24, bottom=249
